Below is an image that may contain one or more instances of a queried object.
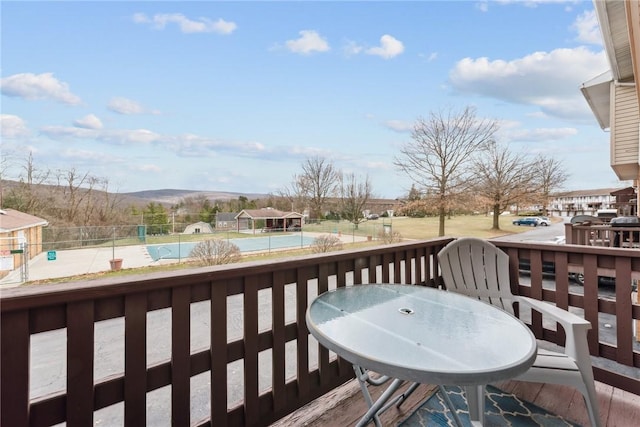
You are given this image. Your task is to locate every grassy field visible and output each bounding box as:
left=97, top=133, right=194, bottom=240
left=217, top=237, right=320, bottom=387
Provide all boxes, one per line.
left=97, top=214, right=534, bottom=249
left=305, top=213, right=547, bottom=240
left=26, top=214, right=549, bottom=285
left=368, top=214, right=529, bottom=239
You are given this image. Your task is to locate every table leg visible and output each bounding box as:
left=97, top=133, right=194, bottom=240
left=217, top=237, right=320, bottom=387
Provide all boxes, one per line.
left=355, top=378, right=404, bottom=427
left=465, top=385, right=485, bottom=426
left=438, top=385, right=465, bottom=427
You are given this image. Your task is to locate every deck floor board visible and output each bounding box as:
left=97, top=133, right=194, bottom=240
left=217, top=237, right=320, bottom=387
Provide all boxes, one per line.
left=271, top=379, right=634, bottom=426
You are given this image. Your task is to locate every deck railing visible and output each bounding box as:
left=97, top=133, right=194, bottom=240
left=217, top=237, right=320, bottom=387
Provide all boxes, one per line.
left=566, top=222, right=640, bottom=247
left=494, top=240, right=640, bottom=393
left=1, top=238, right=639, bottom=426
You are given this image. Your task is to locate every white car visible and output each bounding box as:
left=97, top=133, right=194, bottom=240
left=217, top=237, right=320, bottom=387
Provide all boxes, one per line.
left=537, top=216, right=551, bottom=226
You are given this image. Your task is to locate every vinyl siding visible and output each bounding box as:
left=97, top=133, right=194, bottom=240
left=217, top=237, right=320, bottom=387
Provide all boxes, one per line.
left=611, top=84, right=640, bottom=179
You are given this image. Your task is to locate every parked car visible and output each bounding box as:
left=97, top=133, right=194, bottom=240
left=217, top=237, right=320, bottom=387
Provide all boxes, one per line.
left=537, top=216, right=551, bottom=226
left=367, top=214, right=379, bottom=220
left=512, top=217, right=541, bottom=227
left=518, top=259, right=615, bottom=286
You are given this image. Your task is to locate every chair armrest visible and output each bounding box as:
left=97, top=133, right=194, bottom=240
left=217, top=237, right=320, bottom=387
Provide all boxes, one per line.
left=515, top=296, right=591, bottom=329
left=514, top=296, right=592, bottom=363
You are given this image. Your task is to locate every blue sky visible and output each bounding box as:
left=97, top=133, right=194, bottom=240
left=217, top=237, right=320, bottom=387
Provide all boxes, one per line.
left=0, top=0, right=627, bottom=199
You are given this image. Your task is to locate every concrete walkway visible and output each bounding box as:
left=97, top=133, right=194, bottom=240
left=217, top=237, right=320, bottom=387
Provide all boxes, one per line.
left=0, top=232, right=367, bottom=289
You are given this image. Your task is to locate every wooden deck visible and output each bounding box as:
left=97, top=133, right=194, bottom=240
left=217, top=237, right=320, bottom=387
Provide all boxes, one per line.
left=272, top=377, right=640, bottom=426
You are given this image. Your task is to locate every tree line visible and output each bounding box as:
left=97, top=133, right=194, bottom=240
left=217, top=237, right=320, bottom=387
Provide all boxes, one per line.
left=1, top=106, right=566, bottom=236
left=394, top=106, right=566, bottom=235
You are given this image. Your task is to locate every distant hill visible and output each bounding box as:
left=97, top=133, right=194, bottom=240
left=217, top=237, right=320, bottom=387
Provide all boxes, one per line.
left=1, top=180, right=269, bottom=208
left=122, top=189, right=270, bottom=205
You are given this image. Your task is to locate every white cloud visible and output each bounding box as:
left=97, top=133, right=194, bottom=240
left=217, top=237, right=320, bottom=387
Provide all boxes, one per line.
left=133, top=13, right=236, bottom=34
left=384, top=120, right=413, bottom=133
left=38, top=125, right=269, bottom=159
left=40, top=126, right=99, bottom=140
left=572, top=10, right=602, bottom=45
left=418, top=52, right=439, bottom=62
left=365, top=35, right=404, bottom=59
left=40, top=126, right=161, bottom=145
left=0, top=72, right=82, bottom=105
left=131, top=164, right=162, bottom=173
left=501, top=126, right=578, bottom=142
left=61, top=148, right=121, bottom=162
left=492, top=0, right=582, bottom=7
left=73, top=114, right=103, bottom=130
left=475, top=1, right=490, bottom=12
left=102, top=129, right=161, bottom=144
left=448, top=46, right=608, bottom=120
left=107, top=97, right=149, bottom=115
left=171, top=134, right=267, bottom=157
left=285, top=30, right=330, bottom=55
left=343, top=40, right=363, bottom=57
left=1, top=114, right=30, bottom=138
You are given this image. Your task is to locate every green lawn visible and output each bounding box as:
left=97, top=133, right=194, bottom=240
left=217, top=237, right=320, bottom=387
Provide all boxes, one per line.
left=27, top=214, right=554, bottom=284
left=384, top=214, right=550, bottom=239
left=310, top=214, right=550, bottom=240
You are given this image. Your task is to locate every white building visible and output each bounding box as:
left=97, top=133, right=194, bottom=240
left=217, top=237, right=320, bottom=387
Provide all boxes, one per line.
left=549, top=187, right=631, bottom=216
left=183, top=221, right=214, bottom=234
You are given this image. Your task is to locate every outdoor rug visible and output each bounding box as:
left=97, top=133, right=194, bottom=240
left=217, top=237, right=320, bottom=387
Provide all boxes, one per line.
left=399, top=385, right=582, bottom=427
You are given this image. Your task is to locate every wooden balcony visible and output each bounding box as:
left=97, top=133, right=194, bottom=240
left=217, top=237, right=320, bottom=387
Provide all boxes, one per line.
left=1, top=238, right=639, bottom=426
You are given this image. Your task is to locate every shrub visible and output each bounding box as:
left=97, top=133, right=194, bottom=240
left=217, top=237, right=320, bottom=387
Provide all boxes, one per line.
left=310, top=234, right=343, bottom=253
left=189, top=239, right=241, bottom=266
left=380, top=231, right=403, bottom=244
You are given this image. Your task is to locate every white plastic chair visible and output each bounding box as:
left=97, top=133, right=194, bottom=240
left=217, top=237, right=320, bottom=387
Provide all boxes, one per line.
left=437, top=237, right=601, bottom=427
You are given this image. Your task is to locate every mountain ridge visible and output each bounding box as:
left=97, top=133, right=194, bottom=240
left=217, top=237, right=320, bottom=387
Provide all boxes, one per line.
left=121, top=189, right=270, bottom=205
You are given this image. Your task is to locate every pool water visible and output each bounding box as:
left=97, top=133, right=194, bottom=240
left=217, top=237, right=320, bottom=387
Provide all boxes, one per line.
left=146, top=234, right=315, bottom=261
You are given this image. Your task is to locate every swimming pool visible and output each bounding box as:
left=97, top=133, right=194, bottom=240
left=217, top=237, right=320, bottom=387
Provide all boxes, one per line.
left=146, top=234, right=316, bottom=261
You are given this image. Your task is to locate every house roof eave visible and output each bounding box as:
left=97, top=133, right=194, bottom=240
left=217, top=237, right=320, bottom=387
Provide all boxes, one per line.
left=580, top=71, right=613, bottom=130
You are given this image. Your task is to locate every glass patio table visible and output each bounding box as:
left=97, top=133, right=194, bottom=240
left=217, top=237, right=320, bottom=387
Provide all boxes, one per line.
left=306, top=284, right=537, bottom=427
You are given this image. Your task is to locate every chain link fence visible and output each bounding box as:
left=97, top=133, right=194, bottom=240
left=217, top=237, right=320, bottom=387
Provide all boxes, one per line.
left=38, top=219, right=396, bottom=252
left=1, top=219, right=397, bottom=284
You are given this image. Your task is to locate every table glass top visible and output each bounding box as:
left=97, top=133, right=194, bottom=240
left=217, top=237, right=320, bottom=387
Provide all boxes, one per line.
left=306, top=284, right=537, bottom=385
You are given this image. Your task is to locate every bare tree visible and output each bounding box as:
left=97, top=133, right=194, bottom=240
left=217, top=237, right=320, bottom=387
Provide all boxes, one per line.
left=282, top=156, right=340, bottom=219
left=310, top=234, right=343, bottom=253
left=339, top=173, right=372, bottom=229
left=190, top=239, right=241, bottom=266
left=55, top=168, right=94, bottom=224
left=380, top=231, right=403, bottom=244
left=472, top=142, right=539, bottom=230
left=533, top=156, right=568, bottom=216
left=394, top=106, right=498, bottom=236
left=2, top=151, right=51, bottom=214
left=92, top=178, right=125, bottom=225
left=277, top=178, right=309, bottom=213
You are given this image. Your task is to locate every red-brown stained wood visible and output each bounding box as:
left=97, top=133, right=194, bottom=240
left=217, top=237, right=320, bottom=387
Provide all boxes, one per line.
left=171, top=286, right=190, bottom=426
left=243, top=274, right=260, bottom=426
left=607, top=386, right=640, bottom=427
left=66, top=300, right=95, bottom=427
left=0, top=239, right=637, bottom=427
left=271, top=272, right=287, bottom=413
left=1, top=310, right=30, bottom=427
left=273, top=379, right=637, bottom=427
left=210, top=280, right=227, bottom=426
left=125, top=292, right=147, bottom=426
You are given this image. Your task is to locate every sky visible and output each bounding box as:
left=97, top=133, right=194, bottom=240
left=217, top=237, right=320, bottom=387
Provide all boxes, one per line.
left=0, top=0, right=629, bottom=199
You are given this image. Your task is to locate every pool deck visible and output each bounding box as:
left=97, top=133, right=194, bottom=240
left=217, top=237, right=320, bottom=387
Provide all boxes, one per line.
left=0, top=232, right=367, bottom=288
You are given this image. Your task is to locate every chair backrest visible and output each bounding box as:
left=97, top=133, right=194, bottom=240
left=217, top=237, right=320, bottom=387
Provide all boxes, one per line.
left=438, top=237, right=516, bottom=315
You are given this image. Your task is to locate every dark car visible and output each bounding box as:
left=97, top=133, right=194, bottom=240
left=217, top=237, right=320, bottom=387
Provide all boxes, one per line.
left=518, top=259, right=615, bottom=286
left=512, top=217, right=541, bottom=227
